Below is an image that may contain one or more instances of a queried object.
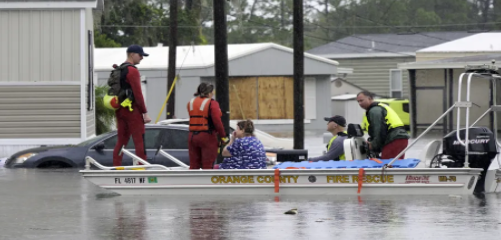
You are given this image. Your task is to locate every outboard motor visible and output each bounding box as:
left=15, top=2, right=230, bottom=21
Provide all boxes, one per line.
left=343, top=124, right=369, bottom=160
left=440, top=127, right=498, bottom=192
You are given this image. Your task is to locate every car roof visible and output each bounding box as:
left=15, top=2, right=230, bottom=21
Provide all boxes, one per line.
left=145, top=123, right=189, bottom=130
left=158, top=118, right=236, bottom=129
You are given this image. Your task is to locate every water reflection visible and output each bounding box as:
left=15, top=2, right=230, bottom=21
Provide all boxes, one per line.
left=2, top=160, right=501, bottom=239
left=189, top=203, right=225, bottom=240
left=112, top=201, right=147, bottom=240
left=91, top=199, right=148, bottom=240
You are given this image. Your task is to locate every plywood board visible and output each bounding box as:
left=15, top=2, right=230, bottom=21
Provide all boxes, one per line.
left=229, top=77, right=258, bottom=119
left=283, top=77, right=294, bottom=119
left=258, top=76, right=294, bottom=119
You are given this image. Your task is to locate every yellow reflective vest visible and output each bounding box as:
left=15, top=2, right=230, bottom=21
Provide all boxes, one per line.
left=362, top=102, right=404, bottom=133
left=327, top=131, right=347, bottom=160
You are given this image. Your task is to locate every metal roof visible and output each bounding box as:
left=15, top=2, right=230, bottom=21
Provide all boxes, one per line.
left=0, top=0, right=100, bottom=9
left=94, top=42, right=340, bottom=71
left=0, top=0, right=95, bottom=1
left=418, top=33, right=501, bottom=52
left=398, top=53, right=501, bottom=70
left=307, top=31, right=478, bottom=58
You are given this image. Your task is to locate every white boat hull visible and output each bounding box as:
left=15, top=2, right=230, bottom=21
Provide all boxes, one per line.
left=80, top=168, right=482, bottom=196
left=484, top=157, right=501, bottom=193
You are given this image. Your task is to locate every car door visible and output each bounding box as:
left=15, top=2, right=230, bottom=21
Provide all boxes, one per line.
left=153, top=128, right=190, bottom=167
left=87, top=128, right=162, bottom=166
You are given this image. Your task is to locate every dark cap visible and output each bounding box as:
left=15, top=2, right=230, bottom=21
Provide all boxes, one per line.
left=127, top=44, right=149, bottom=57
left=324, top=115, right=346, bottom=127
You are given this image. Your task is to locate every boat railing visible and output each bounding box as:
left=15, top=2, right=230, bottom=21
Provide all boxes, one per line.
left=387, top=64, right=501, bottom=168
left=155, top=145, right=190, bottom=168
left=84, top=156, right=170, bottom=170
left=84, top=145, right=185, bottom=170
left=119, top=147, right=153, bottom=166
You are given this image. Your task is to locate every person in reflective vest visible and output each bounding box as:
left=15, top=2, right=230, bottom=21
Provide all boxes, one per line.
left=308, top=115, right=348, bottom=161
left=356, top=90, right=410, bottom=159
left=187, top=82, right=227, bottom=169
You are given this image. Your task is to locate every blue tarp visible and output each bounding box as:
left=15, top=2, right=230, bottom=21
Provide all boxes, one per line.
left=273, top=159, right=421, bottom=169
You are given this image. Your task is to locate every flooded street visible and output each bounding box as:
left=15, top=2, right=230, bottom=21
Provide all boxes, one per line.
left=1, top=134, right=501, bottom=240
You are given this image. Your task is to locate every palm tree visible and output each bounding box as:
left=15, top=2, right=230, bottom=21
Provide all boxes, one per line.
left=95, top=85, right=116, bottom=135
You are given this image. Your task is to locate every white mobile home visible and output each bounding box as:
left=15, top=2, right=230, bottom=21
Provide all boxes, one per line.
left=0, top=0, right=101, bottom=157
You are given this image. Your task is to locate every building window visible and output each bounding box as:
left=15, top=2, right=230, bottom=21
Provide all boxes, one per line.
left=390, top=69, right=403, bottom=98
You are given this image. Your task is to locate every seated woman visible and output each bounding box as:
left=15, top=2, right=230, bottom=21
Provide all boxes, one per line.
left=219, top=120, right=267, bottom=169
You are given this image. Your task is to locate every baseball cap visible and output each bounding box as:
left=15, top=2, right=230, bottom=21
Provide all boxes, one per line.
left=127, top=44, right=149, bottom=57
left=324, top=115, right=346, bottom=127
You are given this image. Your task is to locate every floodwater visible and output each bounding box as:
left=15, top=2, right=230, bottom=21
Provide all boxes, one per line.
left=1, top=134, right=501, bottom=239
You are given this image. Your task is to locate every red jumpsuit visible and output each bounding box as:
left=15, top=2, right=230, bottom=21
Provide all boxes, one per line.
left=188, top=99, right=226, bottom=169
left=113, top=63, right=148, bottom=166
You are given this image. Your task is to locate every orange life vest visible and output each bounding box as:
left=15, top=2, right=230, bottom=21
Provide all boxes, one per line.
left=187, top=97, right=218, bottom=132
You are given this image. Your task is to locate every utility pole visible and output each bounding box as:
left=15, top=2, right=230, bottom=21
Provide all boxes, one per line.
left=293, top=0, right=304, bottom=149
left=167, top=0, right=178, bottom=119
left=281, top=0, right=285, bottom=28
left=213, top=0, right=230, bottom=136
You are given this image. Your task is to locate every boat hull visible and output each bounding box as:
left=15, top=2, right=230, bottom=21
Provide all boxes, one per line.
left=80, top=168, right=482, bottom=196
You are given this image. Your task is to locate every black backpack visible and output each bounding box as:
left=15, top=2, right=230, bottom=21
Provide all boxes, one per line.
left=107, top=62, right=136, bottom=103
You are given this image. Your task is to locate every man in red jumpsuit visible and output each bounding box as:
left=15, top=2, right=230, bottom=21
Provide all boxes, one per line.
left=187, top=83, right=227, bottom=169
left=113, top=45, right=151, bottom=166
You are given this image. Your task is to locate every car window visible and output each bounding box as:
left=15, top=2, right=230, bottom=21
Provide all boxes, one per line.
left=159, top=129, right=189, bottom=149
left=77, top=133, right=110, bottom=146
left=102, top=129, right=162, bottom=149
left=402, top=103, right=409, bottom=113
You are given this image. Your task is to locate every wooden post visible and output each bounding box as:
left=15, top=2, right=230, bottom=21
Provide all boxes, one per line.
left=213, top=0, right=230, bottom=136
left=293, top=0, right=304, bottom=149
left=167, top=0, right=178, bottom=119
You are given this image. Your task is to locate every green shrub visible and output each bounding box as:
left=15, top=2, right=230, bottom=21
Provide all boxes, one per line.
left=95, top=85, right=116, bottom=135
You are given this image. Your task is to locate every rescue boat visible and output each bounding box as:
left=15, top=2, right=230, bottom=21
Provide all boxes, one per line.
left=80, top=64, right=501, bottom=196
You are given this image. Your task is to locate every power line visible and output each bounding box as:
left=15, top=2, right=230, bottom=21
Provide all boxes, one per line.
left=378, top=0, right=399, bottom=23
left=336, top=8, right=455, bottom=42
left=279, top=9, right=418, bottom=56
left=293, top=15, right=430, bottom=49
left=219, top=7, right=416, bottom=57
left=96, top=21, right=501, bottom=29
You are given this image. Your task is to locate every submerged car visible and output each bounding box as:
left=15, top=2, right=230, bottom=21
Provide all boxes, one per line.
left=4, top=122, right=283, bottom=169
left=4, top=124, right=193, bottom=169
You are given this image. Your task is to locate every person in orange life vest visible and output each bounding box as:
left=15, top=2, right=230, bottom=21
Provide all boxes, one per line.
left=187, top=83, right=227, bottom=169
left=112, top=45, right=152, bottom=166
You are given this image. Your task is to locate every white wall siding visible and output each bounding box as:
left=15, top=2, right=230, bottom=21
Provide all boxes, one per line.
left=87, top=111, right=95, bottom=137
left=0, top=9, right=81, bottom=82
left=304, top=77, right=316, bottom=120
left=336, top=57, right=414, bottom=98
left=331, top=79, right=364, bottom=96
left=0, top=85, right=81, bottom=138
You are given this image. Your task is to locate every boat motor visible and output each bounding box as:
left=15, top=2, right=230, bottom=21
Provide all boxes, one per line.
left=343, top=124, right=369, bottom=160
left=432, top=127, right=498, bottom=192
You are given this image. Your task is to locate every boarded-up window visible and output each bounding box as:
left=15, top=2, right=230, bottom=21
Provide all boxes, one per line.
left=229, top=77, right=258, bottom=119
left=229, top=76, right=316, bottom=120
left=257, top=76, right=293, bottom=119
